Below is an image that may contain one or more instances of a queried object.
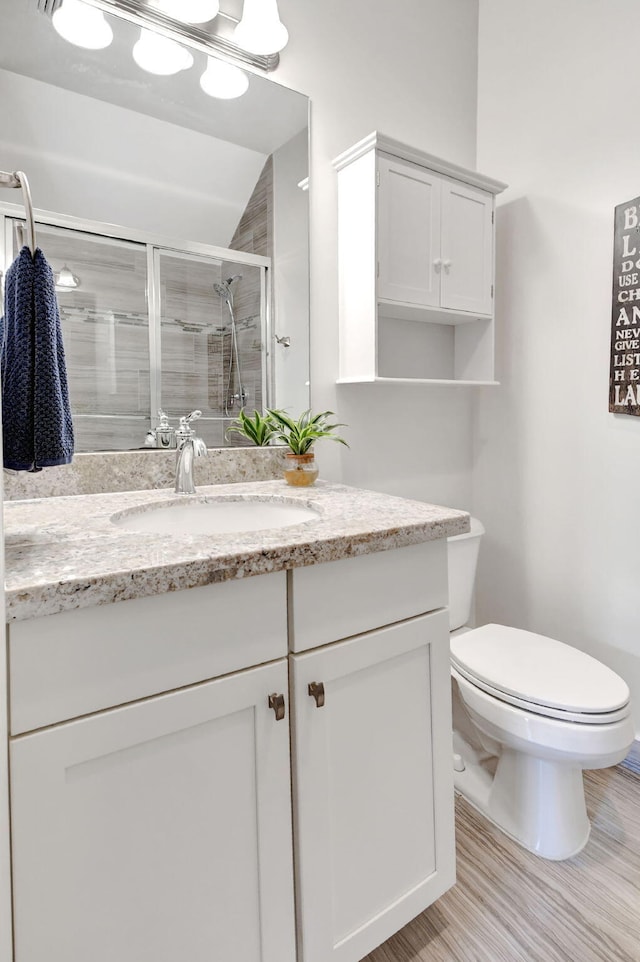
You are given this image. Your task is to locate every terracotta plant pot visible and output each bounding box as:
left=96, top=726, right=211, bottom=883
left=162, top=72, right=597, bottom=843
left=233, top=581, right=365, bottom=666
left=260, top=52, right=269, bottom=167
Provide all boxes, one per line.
left=283, top=451, right=319, bottom=487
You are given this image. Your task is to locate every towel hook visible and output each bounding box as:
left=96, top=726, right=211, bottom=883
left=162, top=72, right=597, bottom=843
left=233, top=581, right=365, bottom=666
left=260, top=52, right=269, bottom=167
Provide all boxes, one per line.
left=0, top=170, right=37, bottom=258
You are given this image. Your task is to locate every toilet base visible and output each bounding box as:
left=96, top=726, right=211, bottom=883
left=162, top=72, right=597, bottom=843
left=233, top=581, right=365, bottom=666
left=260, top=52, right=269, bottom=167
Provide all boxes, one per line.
left=453, top=736, right=591, bottom=860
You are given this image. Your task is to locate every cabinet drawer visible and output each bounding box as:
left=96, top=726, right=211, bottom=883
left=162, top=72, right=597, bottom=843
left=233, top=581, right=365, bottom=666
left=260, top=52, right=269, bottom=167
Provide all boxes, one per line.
left=289, top=540, right=447, bottom=652
left=9, top=572, right=287, bottom=734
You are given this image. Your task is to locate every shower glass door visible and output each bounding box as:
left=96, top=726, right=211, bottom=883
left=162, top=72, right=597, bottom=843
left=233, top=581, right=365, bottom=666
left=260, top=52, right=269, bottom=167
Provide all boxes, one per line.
left=2, top=213, right=271, bottom=452
left=7, top=220, right=150, bottom=452
left=155, top=250, right=267, bottom=448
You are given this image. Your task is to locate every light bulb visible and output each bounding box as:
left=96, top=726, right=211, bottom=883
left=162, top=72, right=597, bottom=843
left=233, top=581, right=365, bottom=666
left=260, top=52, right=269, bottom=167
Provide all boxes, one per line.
left=233, top=0, right=288, bottom=55
left=154, top=0, right=220, bottom=24
left=132, top=28, right=194, bottom=75
left=200, top=58, right=249, bottom=99
left=52, top=0, right=113, bottom=50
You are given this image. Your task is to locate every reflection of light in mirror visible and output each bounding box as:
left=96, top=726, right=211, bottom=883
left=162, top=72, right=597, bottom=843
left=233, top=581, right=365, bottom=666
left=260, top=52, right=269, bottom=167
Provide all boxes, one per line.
left=153, top=0, right=221, bottom=24
left=54, top=265, right=80, bottom=292
left=132, top=28, right=194, bottom=75
left=234, top=0, right=288, bottom=54
left=52, top=0, right=114, bottom=50
left=200, top=57, right=249, bottom=99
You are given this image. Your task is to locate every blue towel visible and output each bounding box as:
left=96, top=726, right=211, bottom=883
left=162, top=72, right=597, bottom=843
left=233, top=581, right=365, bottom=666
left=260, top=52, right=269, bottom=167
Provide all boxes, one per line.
left=1, top=246, right=74, bottom=471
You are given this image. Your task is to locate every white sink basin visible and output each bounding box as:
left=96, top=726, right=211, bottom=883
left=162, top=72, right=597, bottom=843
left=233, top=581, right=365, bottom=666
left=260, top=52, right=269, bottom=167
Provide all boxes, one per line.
left=112, top=498, right=320, bottom=536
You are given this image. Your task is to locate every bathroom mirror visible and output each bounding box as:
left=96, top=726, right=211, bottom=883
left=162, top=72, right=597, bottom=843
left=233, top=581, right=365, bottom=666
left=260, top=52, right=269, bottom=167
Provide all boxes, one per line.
left=0, top=2, right=309, bottom=452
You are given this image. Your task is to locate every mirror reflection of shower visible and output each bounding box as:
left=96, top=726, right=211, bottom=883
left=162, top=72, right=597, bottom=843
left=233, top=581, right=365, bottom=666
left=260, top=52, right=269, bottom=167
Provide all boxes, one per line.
left=214, top=274, right=248, bottom=417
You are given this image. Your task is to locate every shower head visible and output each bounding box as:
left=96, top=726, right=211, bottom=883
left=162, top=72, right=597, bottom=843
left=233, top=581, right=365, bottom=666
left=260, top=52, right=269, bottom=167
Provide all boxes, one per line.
left=214, top=274, right=242, bottom=300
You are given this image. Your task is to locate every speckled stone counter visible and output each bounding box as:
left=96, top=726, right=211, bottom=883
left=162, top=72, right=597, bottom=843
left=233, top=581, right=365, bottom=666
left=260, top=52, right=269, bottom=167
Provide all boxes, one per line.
left=4, top=480, right=469, bottom=623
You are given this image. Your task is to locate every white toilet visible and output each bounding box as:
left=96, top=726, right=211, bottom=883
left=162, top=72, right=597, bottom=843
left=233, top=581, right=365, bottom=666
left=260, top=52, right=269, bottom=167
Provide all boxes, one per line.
left=447, top=519, right=634, bottom=860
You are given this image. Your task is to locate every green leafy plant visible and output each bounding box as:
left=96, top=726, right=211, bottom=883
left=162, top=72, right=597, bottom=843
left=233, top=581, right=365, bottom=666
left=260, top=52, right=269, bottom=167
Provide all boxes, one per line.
left=226, top=409, right=278, bottom=447
left=267, top=409, right=348, bottom=455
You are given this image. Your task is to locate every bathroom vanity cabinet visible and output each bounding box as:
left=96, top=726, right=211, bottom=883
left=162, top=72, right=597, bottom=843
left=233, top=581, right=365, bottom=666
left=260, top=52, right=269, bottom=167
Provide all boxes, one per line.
left=5, top=539, right=455, bottom=962
left=333, top=132, right=507, bottom=385
left=8, top=574, right=295, bottom=962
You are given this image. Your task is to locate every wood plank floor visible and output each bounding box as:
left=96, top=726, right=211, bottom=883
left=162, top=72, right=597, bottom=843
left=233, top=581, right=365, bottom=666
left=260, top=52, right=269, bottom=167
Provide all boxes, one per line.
left=365, top=766, right=640, bottom=962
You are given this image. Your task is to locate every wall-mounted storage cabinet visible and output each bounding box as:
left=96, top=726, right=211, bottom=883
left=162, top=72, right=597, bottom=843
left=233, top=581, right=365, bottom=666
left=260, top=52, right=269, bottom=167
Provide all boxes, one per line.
left=333, top=133, right=507, bottom=385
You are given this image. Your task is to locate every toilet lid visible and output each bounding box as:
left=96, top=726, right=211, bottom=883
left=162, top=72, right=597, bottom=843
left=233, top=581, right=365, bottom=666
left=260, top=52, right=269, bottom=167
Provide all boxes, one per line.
left=450, top=624, right=630, bottom=716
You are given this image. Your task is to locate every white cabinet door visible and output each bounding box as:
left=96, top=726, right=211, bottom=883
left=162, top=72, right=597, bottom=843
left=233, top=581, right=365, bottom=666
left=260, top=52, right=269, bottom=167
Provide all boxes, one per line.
left=291, top=610, right=455, bottom=962
left=377, top=156, right=441, bottom=307
left=440, top=179, right=493, bottom=315
left=10, top=660, right=295, bottom=962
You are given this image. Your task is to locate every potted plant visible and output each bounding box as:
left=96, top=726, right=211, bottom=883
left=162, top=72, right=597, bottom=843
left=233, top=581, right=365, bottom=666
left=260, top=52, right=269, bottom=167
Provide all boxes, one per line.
left=226, top=409, right=278, bottom=447
left=226, top=408, right=348, bottom=486
left=267, top=408, right=348, bottom=486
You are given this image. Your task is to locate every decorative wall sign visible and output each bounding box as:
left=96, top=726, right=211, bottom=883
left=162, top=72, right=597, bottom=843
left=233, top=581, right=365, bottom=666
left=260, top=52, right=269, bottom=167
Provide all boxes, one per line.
left=610, top=195, right=640, bottom=415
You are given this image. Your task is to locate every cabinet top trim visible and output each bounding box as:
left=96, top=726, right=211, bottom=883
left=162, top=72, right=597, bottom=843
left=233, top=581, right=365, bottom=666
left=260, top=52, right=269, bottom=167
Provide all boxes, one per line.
left=331, top=132, right=507, bottom=195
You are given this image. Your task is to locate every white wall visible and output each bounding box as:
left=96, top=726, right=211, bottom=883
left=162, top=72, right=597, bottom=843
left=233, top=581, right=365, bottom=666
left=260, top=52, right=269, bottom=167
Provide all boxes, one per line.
left=274, top=0, right=480, bottom=508
left=476, top=0, right=640, bottom=731
left=0, top=68, right=265, bottom=248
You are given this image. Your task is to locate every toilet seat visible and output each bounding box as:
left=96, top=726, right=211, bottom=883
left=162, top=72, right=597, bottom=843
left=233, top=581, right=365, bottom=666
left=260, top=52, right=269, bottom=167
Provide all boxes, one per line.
left=451, top=624, right=631, bottom=725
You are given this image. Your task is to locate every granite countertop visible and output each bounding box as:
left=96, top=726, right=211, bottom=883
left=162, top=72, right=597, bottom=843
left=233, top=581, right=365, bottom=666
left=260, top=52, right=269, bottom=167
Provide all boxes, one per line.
left=4, top=480, right=469, bottom=623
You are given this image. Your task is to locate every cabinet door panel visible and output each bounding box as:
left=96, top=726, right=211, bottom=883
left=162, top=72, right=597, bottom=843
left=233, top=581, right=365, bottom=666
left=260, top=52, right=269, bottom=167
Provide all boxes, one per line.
left=291, top=610, right=455, bottom=962
left=377, top=157, right=441, bottom=307
left=440, top=181, right=493, bottom=315
left=10, top=661, right=295, bottom=962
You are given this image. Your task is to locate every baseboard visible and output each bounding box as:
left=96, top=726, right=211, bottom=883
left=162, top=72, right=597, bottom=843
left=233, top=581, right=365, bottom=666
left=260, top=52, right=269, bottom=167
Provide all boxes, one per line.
left=619, top=738, right=640, bottom=776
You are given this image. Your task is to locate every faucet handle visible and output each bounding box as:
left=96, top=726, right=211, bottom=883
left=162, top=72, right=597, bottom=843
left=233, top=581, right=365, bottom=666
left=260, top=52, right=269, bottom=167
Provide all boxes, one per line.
left=177, top=410, right=203, bottom=440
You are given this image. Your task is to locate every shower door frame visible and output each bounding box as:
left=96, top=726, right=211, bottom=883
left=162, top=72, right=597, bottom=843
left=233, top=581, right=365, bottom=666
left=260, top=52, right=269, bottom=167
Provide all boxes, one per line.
left=0, top=201, right=273, bottom=440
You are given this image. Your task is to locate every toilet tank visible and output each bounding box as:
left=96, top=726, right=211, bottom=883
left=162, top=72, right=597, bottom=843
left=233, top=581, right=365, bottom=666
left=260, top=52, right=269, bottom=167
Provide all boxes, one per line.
left=447, top=518, right=485, bottom=631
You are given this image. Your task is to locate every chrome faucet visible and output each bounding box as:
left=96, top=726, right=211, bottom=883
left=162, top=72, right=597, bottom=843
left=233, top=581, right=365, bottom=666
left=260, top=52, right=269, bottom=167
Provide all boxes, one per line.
left=175, top=410, right=207, bottom=495
left=144, top=409, right=177, bottom=449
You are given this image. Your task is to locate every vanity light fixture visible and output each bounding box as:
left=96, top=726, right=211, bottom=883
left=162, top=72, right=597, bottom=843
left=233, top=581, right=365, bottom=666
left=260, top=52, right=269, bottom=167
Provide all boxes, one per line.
left=54, top=265, right=80, bottom=291
left=233, top=0, right=288, bottom=55
left=52, top=0, right=114, bottom=49
left=200, top=56, right=249, bottom=99
left=132, top=27, right=194, bottom=74
left=153, top=0, right=220, bottom=25
left=42, top=0, right=288, bottom=79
